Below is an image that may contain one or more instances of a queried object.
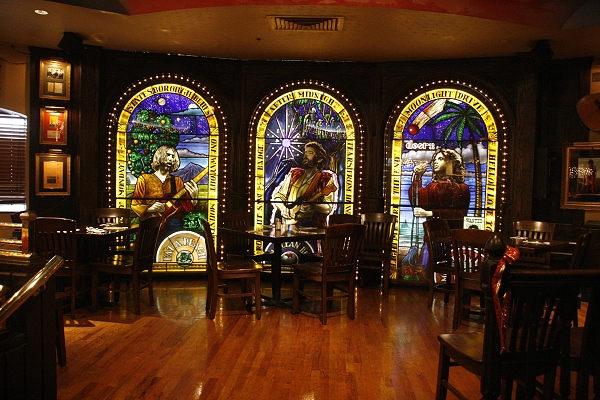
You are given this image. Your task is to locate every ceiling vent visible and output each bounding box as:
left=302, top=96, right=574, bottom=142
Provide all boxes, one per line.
left=268, top=16, right=344, bottom=32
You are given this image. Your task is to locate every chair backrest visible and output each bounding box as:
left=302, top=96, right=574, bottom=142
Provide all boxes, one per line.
left=513, top=220, right=555, bottom=242
left=132, top=216, right=161, bottom=272
left=218, top=210, right=254, bottom=257
left=92, top=207, right=131, bottom=227
left=451, top=228, right=494, bottom=281
left=480, top=241, right=600, bottom=395
left=328, top=213, right=359, bottom=226
left=321, top=223, right=366, bottom=275
left=360, top=213, right=396, bottom=253
left=32, top=217, right=77, bottom=266
left=422, top=218, right=452, bottom=265
left=568, top=230, right=594, bottom=270
left=201, top=218, right=218, bottom=285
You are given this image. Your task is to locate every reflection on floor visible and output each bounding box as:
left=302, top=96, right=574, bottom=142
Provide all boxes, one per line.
left=57, top=276, right=588, bottom=399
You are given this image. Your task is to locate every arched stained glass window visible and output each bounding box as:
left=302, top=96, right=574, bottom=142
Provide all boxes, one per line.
left=250, top=81, right=363, bottom=259
left=107, top=76, right=224, bottom=272
left=387, top=81, right=507, bottom=284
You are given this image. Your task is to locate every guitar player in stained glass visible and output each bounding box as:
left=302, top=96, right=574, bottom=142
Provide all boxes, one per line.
left=131, top=145, right=200, bottom=241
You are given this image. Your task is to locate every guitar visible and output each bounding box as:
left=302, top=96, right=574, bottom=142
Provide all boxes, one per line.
left=576, top=92, right=600, bottom=131
left=160, top=168, right=208, bottom=225
left=286, top=183, right=337, bottom=220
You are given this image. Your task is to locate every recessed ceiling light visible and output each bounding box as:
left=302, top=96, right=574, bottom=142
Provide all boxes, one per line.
left=34, top=9, right=48, bottom=15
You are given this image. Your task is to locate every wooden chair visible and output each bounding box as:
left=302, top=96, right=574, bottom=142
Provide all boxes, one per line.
left=91, top=207, right=133, bottom=254
left=560, top=292, right=600, bottom=400
left=451, top=228, right=494, bottom=330
left=91, top=216, right=161, bottom=315
left=357, top=213, right=396, bottom=297
left=32, top=217, right=88, bottom=320
left=202, top=218, right=263, bottom=320
left=513, top=220, right=556, bottom=263
left=291, top=223, right=365, bottom=325
left=513, top=220, right=555, bottom=242
left=298, top=214, right=359, bottom=263
left=557, top=230, right=600, bottom=399
left=436, top=237, right=600, bottom=400
left=32, top=217, right=89, bottom=366
left=546, top=230, right=594, bottom=271
left=422, top=219, right=454, bottom=308
left=218, top=210, right=271, bottom=262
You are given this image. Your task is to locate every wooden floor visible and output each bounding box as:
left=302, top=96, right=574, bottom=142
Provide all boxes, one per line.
left=56, top=276, right=589, bottom=399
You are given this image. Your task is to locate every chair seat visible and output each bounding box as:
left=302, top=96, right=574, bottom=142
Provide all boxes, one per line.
left=439, top=332, right=555, bottom=380
left=292, top=261, right=323, bottom=276
left=438, top=332, right=483, bottom=366
left=226, top=250, right=272, bottom=262
left=293, top=262, right=355, bottom=282
left=217, top=259, right=263, bottom=274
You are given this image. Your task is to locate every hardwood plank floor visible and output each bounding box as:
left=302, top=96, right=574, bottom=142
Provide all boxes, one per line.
left=56, top=276, right=588, bottom=399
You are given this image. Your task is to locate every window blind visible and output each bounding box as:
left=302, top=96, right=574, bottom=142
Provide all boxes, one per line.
left=0, top=109, right=27, bottom=203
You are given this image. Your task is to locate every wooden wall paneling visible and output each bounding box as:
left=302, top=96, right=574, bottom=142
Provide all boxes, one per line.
left=533, top=58, right=592, bottom=231
left=75, top=46, right=102, bottom=225
left=505, top=60, right=539, bottom=228
left=29, top=47, right=77, bottom=220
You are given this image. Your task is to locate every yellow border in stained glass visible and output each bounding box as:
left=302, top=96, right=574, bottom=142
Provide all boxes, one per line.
left=388, top=86, right=500, bottom=275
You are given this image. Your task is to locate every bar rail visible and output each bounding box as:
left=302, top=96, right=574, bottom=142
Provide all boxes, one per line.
left=0, top=255, right=63, bottom=326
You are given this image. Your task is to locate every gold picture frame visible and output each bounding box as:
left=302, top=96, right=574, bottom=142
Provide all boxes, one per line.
left=40, top=107, right=67, bottom=145
left=39, top=59, right=71, bottom=100
left=35, top=153, right=71, bottom=196
left=561, top=142, right=600, bottom=210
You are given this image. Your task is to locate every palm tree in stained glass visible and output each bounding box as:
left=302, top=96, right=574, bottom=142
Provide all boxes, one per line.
left=430, top=101, right=486, bottom=216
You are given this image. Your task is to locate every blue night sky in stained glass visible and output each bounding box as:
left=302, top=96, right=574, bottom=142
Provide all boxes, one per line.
left=126, top=92, right=209, bottom=171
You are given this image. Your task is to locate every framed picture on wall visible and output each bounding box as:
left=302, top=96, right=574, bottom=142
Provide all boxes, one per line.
left=561, top=142, right=600, bottom=210
left=39, top=59, right=71, bottom=100
left=35, top=153, right=71, bottom=196
left=40, top=107, right=67, bottom=145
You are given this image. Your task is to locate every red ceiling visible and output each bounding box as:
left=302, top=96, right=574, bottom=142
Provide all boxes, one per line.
left=124, top=0, right=588, bottom=29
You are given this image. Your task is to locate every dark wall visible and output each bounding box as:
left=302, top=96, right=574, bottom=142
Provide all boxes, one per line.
left=27, top=46, right=592, bottom=235
left=533, top=59, right=593, bottom=238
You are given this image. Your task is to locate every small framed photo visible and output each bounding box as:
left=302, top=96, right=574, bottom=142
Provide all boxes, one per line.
left=40, top=107, right=67, bottom=145
left=39, top=59, right=71, bottom=100
left=35, top=153, right=71, bottom=196
left=561, top=142, right=600, bottom=210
